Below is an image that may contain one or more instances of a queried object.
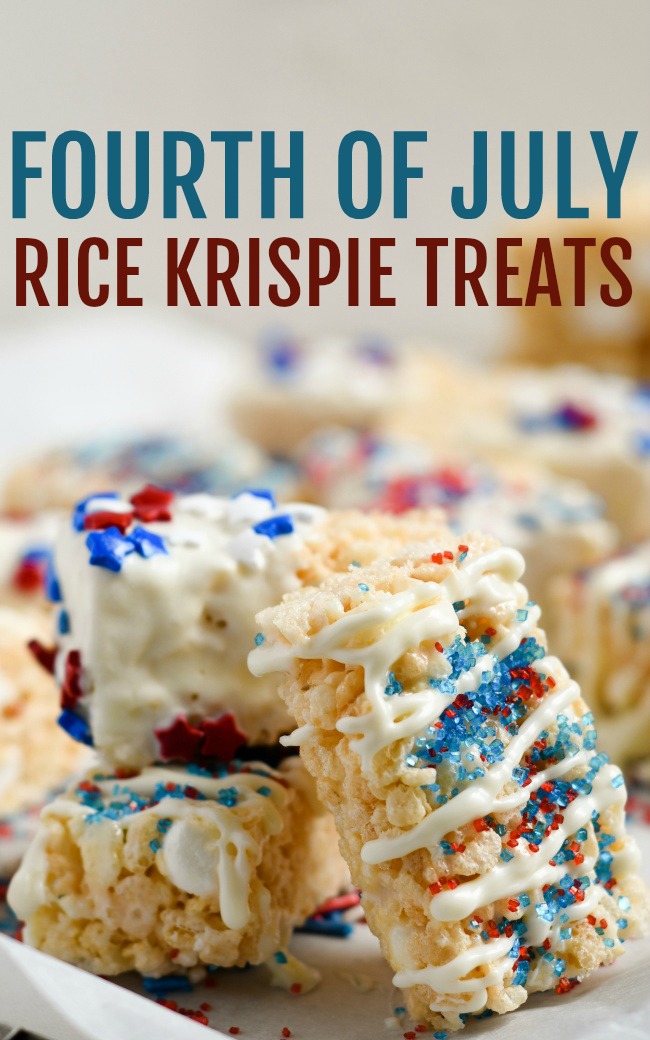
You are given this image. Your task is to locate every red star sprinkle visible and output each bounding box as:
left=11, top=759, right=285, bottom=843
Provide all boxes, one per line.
left=12, top=559, right=45, bottom=593
left=131, top=485, right=174, bottom=523
left=155, top=715, right=205, bottom=761
left=200, top=713, right=248, bottom=760
left=133, top=504, right=173, bottom=523
left=61, top=649, right=84, bottom=709
left=28, top=639, right=57, bottom=675
left=83, top=510, right=134, bottom=534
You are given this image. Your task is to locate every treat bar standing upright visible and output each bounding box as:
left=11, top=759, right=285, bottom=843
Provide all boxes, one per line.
left=549, top=541, right=650, bottom=765
left=251, top=532, right=649, bottom=1032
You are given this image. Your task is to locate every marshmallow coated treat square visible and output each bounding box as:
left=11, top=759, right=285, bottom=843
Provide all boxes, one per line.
left=251, top=533, right=649, bottom=1032
left=229, top=335, right=408, bottom=457
left=49, top=489, right=327, bottom=766
left=47, top=487, right=455, bottom=768
left=8, top=757, right=348, bottom=982
left=385, top=361, right=650, bottom=548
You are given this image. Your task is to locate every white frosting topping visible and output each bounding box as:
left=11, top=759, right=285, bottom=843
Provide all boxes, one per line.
left=248, top=337, right=401, bottom=418
left=54, top=493, right=326, bottom=766
left=475, top=365, right=650, bottom=473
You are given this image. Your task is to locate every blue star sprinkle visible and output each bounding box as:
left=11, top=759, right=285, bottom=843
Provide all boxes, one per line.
left=253, top=514, right=295, bottom=539
left=129, top=526, right=168, bottom=559
left=58, top=709, right=94, bottom=746
left=72, top=492, right=120, bottom=532
left=85, top=527, right=136, bottom=572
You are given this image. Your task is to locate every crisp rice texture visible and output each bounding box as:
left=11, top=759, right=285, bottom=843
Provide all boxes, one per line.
left=253, top=532, right=650, bottom=1031
left=300, top=509, right=451, bottom=585
left=12, top=760, right=348, bottom=978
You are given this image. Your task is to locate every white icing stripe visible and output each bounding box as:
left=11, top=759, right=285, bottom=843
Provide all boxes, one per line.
left=524, top=877, right=604, bottom=948
left=363, top=674, right=581, bottom=865
left=429, top=765, right=625, bottom=922
left=492, top=749, right=589, bottom=811
left=155, top=797, right=277, bottom=930
left=251, top=547, right=531, bottom=779
left=89, top=763, right=284, bottom=801
left=393, top=935, right=516, bottom=1013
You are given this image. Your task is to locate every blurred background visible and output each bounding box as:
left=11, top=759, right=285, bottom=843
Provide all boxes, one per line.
left=0, top=0, right=649, bottom=463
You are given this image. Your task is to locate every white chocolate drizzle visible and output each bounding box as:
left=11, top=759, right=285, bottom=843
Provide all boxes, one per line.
left=9, top=764, right=289, bottom=933
left=393, top=935, right=516, bottom=1013
left=429, top=766, right=624, bottom=922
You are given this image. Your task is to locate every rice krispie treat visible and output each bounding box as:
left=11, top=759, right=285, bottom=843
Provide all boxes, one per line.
left=3, top=432, right=298, bottom=516
left=507, top=183, right=650, bottom=379
left=8, top=757, right=348, bottom=981
left=463, top=364, right=650, bottom=545
left=39, top=485, right=450, bottom=768
left=549, top=543, right=650, bottom=766
left=230, top=334, right=409, bottom=457
left=298, top=427, right=616, bottom=629
left=250, top=534, right=649, bottom=1032
left=0, top=604, right=90, bottom=816
left=297, top=427, right=437, bottom=510
left=381, top=349, right=491, bottom=448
